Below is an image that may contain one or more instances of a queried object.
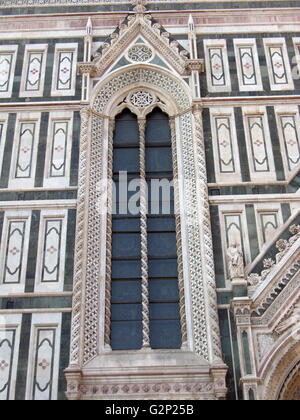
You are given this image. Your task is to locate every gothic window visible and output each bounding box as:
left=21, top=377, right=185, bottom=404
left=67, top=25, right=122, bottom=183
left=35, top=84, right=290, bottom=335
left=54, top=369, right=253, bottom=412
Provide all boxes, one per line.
left=110, top=108, right=182, bottom=350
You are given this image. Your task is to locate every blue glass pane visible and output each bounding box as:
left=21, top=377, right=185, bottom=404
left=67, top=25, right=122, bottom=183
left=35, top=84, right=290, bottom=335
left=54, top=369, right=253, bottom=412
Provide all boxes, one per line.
left=114, top=124, right=139, bottom=146
left=148, top=232, right=177, bottom=257
left=150, top=303, right=180, bottom=320
left=114, top=182, right=141, bottom=216
left=148, top=258, right=178, bottom=278
left=148, top=200, right=175, bottom=216
left=111, top=280, right=141, bottom=303
left=112, top=259, right=141, bottom=279
left=112, top=217, right=140, bottom=232
left=146, top=110, right=171, bottom=144
left=146, top=148, right=172, bottom=172
left=149, top=279, right=179, bottom=301
left=150, top=320, right=181, bottom=349
left=113, top=148, right=139, bottom=172
left=111, top=321, right=142, bottom=350
left=111, top=303, right=142, bottom=321
left=147, top=217, right=176, bottom=232
left=114, top=109, right=139, bottom=146
left=112, top=233, right=141, bottom=258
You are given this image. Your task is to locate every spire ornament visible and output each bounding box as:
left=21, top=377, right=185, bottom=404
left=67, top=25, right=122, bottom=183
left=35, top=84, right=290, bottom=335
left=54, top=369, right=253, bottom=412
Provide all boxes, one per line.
left=132, top=0, right=147, bottom=15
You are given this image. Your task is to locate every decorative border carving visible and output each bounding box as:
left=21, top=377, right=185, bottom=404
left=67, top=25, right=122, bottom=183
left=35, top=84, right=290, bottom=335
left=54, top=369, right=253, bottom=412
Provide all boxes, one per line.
left=89, top=13, right=189, bottom=76
left=263, top=340, right=300, bottom=400
left=69, top=107, right=90, bottom=366
left=68, top=65, right=223, bottom=369
left=192, top=105, right=222, bottom=361
left=279, top=361, right=300, bottom=400
left=75, top=381, right=216, bottom=400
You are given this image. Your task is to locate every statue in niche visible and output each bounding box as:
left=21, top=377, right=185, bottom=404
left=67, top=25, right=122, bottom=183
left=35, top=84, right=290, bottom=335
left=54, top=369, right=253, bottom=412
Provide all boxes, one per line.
left=227, top=243, right=244, bottom=280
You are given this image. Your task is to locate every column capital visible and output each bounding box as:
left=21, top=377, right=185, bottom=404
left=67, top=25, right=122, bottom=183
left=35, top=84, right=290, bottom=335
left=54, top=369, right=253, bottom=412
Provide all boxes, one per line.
left=80, top=106, right=91, bottom=118
left=78, top=62, right=97, bottom=77
left=186, top=59, right=205, bottom=74
left=192, top=102, right=204, bottom=114
left=231, top=297, right=253, bottom=327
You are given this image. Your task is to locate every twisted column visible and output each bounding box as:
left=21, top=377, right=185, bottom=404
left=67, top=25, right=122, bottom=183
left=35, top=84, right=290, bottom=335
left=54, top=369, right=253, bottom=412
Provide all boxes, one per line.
left=138, top=118, right=150, bottom=349
left=193, top=104, right=223, bottom=362
left=104, top=119, right=115, bottom=348
left=169, top=118, right=188, bottom=347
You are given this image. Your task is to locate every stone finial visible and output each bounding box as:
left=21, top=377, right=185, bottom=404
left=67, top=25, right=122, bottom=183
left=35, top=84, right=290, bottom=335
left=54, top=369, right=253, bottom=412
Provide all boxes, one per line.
left=86, top=18, right=93, bottom=36
left=188, top=14, right=195, bottom=32
left=132, top=0, right=147, bottom=14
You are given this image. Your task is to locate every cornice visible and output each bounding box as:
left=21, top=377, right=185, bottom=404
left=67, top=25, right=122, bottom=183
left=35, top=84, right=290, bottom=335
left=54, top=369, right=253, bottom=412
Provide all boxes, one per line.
left=201, top=95, right=300, bottom=108
left=209, top=193, right=300, bottom=205
left=1, top=8, right=300, bottom=34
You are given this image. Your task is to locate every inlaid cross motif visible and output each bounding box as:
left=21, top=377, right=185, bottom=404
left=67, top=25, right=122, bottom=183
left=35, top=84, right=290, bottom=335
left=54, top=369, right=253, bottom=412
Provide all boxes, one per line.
left=243, top=62, right=252, bottom=69
left=47, top=246, right=57, bottom=254
left=9, top=246, right=20, bottom=255
left=54, top=145, right=64, bottom=152
left=0, top=360, right=9, bottom=371
left=21, top=146, right=31, bottom=154
left=213, top=63, right=222, bottom=71
left=38, top=359, right=50, bottom=370
left=254, top=139, right=263, bottom=147
left=220, top=140, right=229, bottom=148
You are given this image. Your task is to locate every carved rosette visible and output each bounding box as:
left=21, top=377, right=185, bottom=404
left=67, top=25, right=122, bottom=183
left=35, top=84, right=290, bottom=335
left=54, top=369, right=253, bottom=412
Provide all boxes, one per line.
left=90, top=13, right=189, bottom=76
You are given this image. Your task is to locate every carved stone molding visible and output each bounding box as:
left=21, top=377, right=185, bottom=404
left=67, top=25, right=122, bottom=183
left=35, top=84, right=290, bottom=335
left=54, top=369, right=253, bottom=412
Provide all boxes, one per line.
left=263, top=341, right=300, bottom=400
left=67, top=64, right=226, bottom=399
left=91, top=12, right=190, bottom=76
left=67, top=381, right=218, bottom=400
left=78, top=63, right=97, bottom=77
left=251, top=257, right=300, bottom=320
left=231, top=298, right=251, bottom=326
left=69, top=107, right=91, bottom=367
left=247, top=224, right=300, bottom=291
left=186, top=59, right=205, bottom=74
left=192, top=104, right=223, bottom=362
left=257, top=333, right=276, bottom=364
left=279, top=361, right=300, bottom=400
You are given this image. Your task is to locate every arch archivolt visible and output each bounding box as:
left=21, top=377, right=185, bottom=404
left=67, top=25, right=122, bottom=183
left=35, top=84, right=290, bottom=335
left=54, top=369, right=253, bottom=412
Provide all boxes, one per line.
left=260, top=336, right=300, bottom=400
left=91, top=64, right=192, bottom=116
left=68, top=63, right=222, bottom=377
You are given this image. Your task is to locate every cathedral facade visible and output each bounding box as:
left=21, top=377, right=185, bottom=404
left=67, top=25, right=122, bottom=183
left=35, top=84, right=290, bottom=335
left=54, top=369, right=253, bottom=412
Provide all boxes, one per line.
left=0, top=0, right=300, bottom=400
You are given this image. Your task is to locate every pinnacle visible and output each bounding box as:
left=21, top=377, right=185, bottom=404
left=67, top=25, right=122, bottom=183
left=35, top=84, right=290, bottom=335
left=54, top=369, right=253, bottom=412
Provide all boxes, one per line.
left=132, top=0, right=147, bottom=15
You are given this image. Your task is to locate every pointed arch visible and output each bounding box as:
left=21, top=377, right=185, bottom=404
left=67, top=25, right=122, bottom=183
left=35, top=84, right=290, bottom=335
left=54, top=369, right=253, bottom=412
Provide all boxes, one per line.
left=66, top=62, right=225, bottom=400
left=91, top=64, right=192, bottom=117
left=261, top=337, right=300, bottom=400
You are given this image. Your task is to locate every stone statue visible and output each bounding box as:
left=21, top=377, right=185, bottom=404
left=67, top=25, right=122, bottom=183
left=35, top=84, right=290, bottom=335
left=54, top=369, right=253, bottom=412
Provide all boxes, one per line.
left=275, top=303, right=300, bottom=335
left=227, top=243, right=244, bottom=280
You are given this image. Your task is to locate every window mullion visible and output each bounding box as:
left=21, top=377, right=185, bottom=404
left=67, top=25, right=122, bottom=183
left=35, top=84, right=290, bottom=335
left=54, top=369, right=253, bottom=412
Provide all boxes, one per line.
left=138, top=118, right=150, bottom=349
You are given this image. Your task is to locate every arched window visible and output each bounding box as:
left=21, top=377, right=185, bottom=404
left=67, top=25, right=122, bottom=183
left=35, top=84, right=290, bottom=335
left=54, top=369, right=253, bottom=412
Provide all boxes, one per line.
left=110, top=108, right=182, bottom=350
